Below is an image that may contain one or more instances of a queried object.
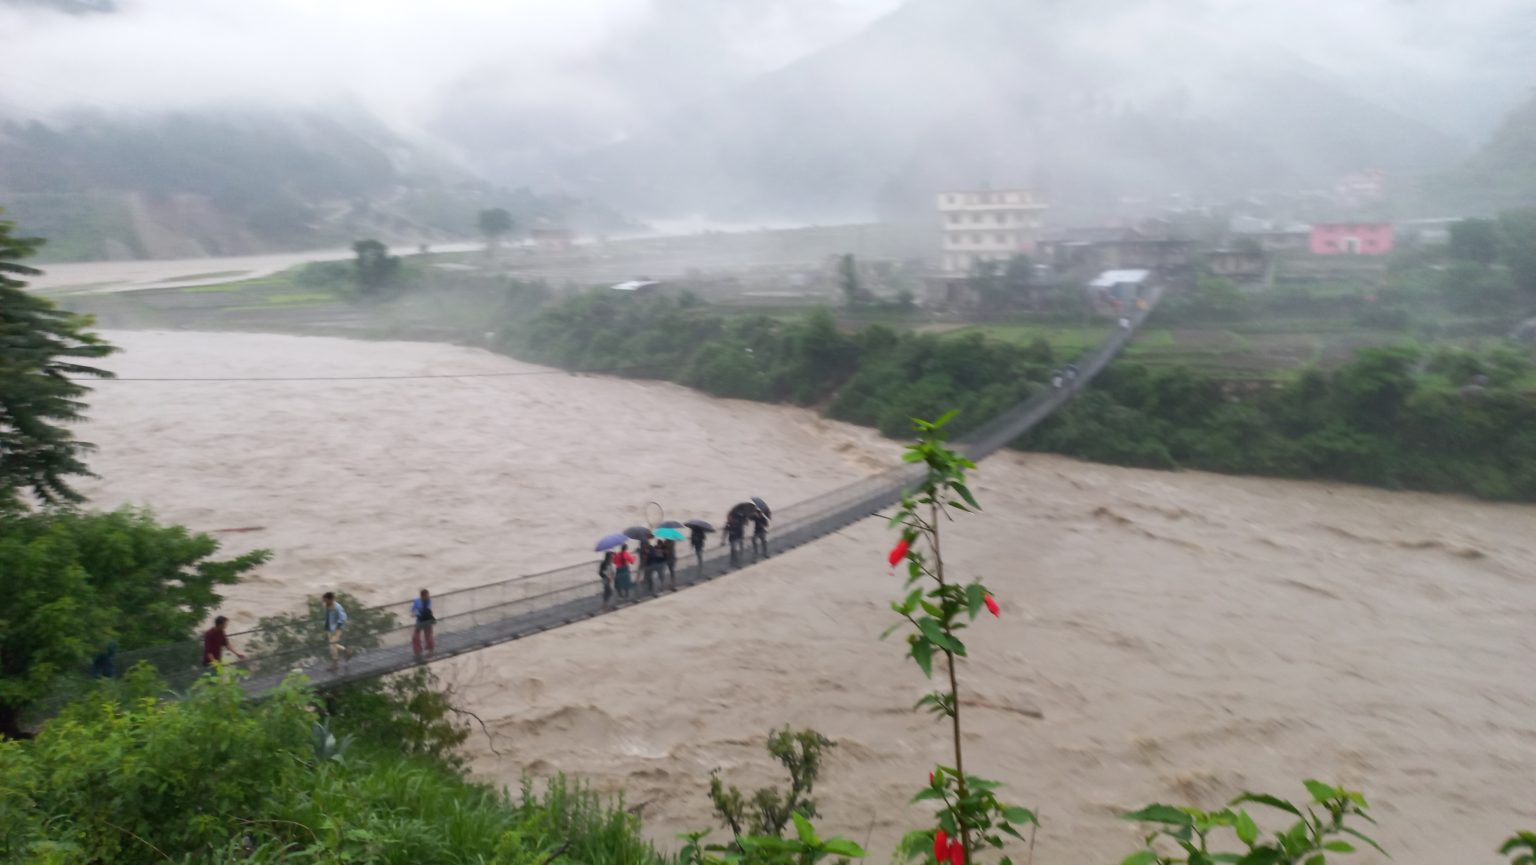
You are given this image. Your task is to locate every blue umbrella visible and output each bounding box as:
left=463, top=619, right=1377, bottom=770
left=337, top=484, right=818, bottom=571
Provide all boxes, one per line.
left=594, top=532, right=629, bottom=552
left=655, top=527, right=686, bottom=542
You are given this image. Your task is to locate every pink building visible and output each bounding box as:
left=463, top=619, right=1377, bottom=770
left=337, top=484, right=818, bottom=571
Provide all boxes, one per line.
left=1309, top=222, right=1395, bottom=256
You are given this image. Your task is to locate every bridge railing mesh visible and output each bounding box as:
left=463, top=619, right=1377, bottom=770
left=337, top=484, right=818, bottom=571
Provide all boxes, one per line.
left=71, top=287, right=1160, bottom=704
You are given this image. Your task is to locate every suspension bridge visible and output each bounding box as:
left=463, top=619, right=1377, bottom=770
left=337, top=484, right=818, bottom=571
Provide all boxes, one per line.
left=96, top=288, right=1163, bottom=702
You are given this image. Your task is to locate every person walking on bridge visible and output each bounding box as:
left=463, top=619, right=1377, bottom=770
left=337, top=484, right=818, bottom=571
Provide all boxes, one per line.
left=201, top=616, right=245, bottom=670
left=661, top=538, right=678, bottom=589
left=321, top=592, right=351, bottom=673
left=598, top=551, right=615, bottom=610
left=750, top=510, right=770, bottom=561
left=410, top=589, right=436, bottom=659
left=613, top=544, right=636, bottom=600
left=724, top=513, right=745, bottom=567
left=689, top=525, right=707, bottom=574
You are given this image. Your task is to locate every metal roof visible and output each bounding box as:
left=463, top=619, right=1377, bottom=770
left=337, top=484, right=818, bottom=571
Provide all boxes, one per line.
left=1089, top=269, right=1151, bottom=288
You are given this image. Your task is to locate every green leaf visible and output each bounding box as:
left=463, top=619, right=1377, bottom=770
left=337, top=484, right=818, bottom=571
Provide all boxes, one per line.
left=792, top=812, right=816, bottom=846
left=911, top=639, right=934, bottom=677
left=1235, top=810, right=1259, bottom=846
left=1001, top=806, right=1038, bottom=825
left=1322, top=841, right=1354, bottom=853
left=1339, top=827, right=1387, bottom=856
left=887, top=511, right=912, bottom=527
left=1303, top=855, right=1325, bottom=865
left=910, top=788, right=946, bottom=803
left=1119, top=852, right=1159, bottom=865
left=1302, top=780, right=1339, bottom=803
left=1209, top=856, right=1244, bottom=863
left=965, top=583, right=985, bottom=619
left=822, top=839, right=866, bottom=858
left=902, top=450, right=924, bottom=462
left=1231, top=793, right=1303, bottom=819
left=1234, top=849, right=1283, bottom=865
left=952, top=482, right=981, bottom=511
left=1122, top=805, right=1194, bottom=826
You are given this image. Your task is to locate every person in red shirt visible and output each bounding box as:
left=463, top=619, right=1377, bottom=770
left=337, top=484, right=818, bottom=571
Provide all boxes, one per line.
left=201, top=616, right=246, bottom=668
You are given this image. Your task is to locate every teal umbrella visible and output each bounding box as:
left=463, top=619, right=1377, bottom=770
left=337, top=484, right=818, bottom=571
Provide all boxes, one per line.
left=654, top=527, right=686, bottom=542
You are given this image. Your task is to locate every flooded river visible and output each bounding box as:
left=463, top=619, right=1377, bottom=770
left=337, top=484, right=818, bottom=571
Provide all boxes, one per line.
left=77, top=330, right=1536, bottom=864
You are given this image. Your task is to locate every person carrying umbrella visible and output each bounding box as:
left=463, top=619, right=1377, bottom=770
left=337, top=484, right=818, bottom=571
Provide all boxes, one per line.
left=686, top=520, right=712, bottom=573
left=661, top=538, right=678, bottom=588
left=598, top=551, right=615, bottom=610
left=750, top=509, right=770, bottom=560
left=612, top=544, right=636, bottom=600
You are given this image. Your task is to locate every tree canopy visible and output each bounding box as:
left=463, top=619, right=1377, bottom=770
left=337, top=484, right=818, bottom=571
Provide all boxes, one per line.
left=0, top=210, right=116, bottom=508
left=0, top=507, right=268, bottom=737
left=477, top=207, right=514, bottom=247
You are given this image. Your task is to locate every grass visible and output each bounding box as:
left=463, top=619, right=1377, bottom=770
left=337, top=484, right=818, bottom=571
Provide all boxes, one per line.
left=265, top=291, right=337, bottom=305
left=946, top=322, right=1108, bottom=357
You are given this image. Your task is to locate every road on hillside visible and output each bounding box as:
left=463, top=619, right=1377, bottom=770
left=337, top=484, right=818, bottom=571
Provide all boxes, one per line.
left=27, top=242, right=485, bottom=295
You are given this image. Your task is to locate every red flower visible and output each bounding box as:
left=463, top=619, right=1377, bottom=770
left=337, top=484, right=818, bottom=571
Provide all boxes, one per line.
left=933, top=830, right=947, bottom=862
left=984, top=594, right=1000, bottom=618
left=928, top=771, right=936, bottom=786
left=948, top=839, right=965, bottom=865
left=888, top=538, right=911, bottom=567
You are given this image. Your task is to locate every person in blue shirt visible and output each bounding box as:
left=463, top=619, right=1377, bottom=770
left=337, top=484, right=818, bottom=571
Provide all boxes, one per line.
left=321, top=591, right=350, bottom=672
left=410, top=588, right=436, bottom=659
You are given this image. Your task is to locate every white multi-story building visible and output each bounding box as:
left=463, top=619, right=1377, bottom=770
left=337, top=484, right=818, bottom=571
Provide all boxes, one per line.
left=937, top=188, right=1048, bottom=273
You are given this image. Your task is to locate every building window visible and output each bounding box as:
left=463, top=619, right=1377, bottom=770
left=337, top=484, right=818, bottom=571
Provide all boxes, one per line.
left=995, top=213, right=1006, bottom=224
left=995, top=234, right=1007, bottom=244
left=948, top=214, right=960, bottom=225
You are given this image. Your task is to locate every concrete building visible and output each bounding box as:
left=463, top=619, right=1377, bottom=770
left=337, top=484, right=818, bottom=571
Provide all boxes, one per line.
left=1310, top=222, right=1395, bottom=256
left=937, top=188, right=1048, bottom=273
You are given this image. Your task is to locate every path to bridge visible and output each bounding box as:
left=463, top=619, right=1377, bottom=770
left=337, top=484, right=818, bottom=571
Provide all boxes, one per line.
left=113, top=288, right=1163, bottom=699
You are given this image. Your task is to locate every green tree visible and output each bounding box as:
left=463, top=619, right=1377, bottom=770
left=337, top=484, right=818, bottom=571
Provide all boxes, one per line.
left=478, top=207, right=515, bottom=250
left=351, top=238, right=400, bottom=295
left=0, top=508, right=268, bottom=738
left=837, top=253, right=864, bottom=306
left=0, top=210, right=116, bottom=509
left=1448, top=217, right=1501, bottom=264
left=1498, top=208, right=1536, bottom=295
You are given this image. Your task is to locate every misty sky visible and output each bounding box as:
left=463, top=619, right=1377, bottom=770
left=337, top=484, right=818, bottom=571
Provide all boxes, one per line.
left=2, top=0, right=1533, bottom=185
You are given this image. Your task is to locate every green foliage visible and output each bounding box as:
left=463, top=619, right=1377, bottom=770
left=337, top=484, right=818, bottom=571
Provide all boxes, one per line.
left=838, top=253, right=865, bottom=306
left=319, top=667, right=472, bottom=771
left=245, top=591, right=399, bottom=675
left=0, top=672, right=665, bottom=865
left=0, top=507, right=268, bottom=738
left=1449, top=218, right=1502, bottom=265
left=686, top=727, right=865, bottom=865
left=708, top=728, right=833, bottom=841
left=1029, top=345, right=1536, bottom=500
left=0, top=210, right=117, bottom=508
left=351, top=238, right=400, bottom=296
left=479, top=207, right=516, bottom=245
left=1501, top=831, right=1536, bottom=865
left=886, top=415, right=1036, bottom=865
left=1118, top=780, right=1383, bottom=865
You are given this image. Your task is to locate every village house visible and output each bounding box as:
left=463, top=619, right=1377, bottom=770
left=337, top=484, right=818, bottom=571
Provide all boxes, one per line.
left=1310, top=222, right=1395, bottom=256
left=936, top=188, right=1048, bottom=274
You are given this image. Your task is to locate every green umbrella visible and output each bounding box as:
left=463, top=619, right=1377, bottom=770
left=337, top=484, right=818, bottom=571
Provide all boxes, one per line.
left=654, top=527, right=686, bottom=542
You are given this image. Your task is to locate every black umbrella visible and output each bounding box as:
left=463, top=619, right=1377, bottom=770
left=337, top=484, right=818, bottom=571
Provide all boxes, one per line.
left=622, top=526, right=654, bottom=540
left=658, top=520, right=686, bottom=529
left=729, top=502, right=760, bottom=522
left=750, top=496, right=771, bottom=518
left=684, top=519, right=715, bottom=532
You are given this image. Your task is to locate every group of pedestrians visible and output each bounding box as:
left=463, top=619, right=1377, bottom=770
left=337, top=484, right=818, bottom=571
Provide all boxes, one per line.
left=199, top=587, right=440, bottom=675
left=725, top=507, right=770, bottom=567
left=597, top=536, right=683, bottom=609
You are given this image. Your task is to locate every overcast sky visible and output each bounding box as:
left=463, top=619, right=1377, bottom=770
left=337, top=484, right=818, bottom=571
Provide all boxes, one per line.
left=0, top=0, right=903, bottom=128
left=1, top=0, right=1531, bottom=183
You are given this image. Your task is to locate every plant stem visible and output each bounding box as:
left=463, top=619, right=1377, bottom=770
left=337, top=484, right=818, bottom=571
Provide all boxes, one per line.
left=933, top=499, right=969, bottom=863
